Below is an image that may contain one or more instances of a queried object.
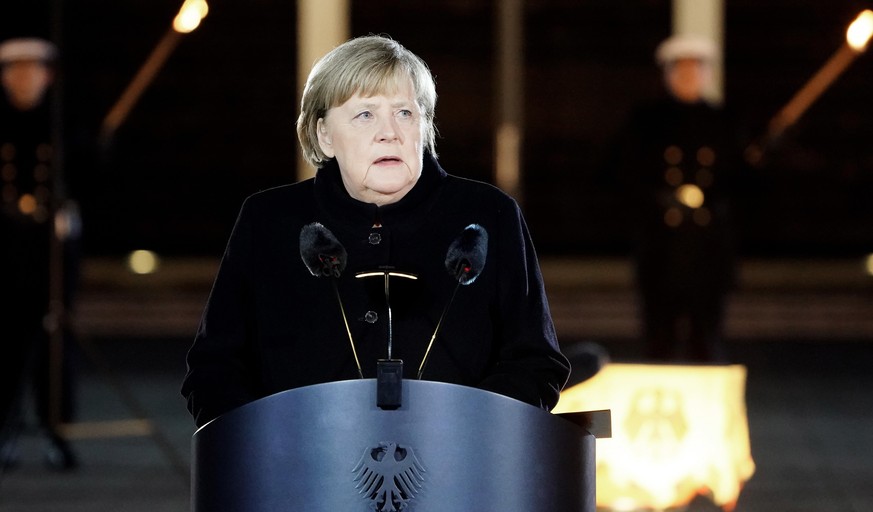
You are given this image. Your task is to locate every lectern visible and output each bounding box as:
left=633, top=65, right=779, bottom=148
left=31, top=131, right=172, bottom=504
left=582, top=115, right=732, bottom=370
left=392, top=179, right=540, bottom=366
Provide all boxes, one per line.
left=192, top=379, right=599, bottom=512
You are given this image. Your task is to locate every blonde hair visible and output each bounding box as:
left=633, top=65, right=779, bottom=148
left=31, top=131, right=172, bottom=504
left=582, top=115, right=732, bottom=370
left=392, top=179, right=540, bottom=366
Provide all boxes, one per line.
left=296, top=35, right=438, bottom=168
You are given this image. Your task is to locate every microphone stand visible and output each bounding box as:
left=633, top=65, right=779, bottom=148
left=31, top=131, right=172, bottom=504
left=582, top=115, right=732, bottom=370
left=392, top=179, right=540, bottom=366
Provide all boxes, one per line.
left=319, top=255, right=363, bottom=379
left=356, top=270, right=417, bottom=409
left=330, top=278, right=363, bottom=379
left=417, top=280, right=461, bottom=380
left=384, top=272, right=394, bottom=360
left=417, top=259, right=472, bottom=380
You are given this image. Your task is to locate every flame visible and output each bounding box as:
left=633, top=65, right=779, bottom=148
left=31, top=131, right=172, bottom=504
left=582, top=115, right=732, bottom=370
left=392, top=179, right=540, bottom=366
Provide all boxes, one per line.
left=846, top=10, right=873, bottom=51
left=555, top=364, right=755, bottom=510
left=173, top=0, right=209, bottom=34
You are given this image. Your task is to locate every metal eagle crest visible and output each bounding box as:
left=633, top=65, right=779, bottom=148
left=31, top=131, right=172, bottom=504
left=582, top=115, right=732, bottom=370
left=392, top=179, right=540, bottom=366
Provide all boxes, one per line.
left=352, top=442, right=426, bottom=511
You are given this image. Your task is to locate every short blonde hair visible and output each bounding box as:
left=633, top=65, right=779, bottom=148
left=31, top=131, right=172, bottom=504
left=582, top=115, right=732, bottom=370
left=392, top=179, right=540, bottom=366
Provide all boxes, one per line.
left=296, top=35, right=438, bottom=168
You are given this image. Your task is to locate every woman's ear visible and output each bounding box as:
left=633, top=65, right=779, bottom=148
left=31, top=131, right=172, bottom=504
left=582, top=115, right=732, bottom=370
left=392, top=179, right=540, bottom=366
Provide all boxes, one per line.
left=316, top=118, right=335, bottom=158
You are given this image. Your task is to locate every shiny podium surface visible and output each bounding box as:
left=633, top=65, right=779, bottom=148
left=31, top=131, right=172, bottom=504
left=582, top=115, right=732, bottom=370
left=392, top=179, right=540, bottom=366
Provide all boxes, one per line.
left=192, top=379, right=595, bottom=512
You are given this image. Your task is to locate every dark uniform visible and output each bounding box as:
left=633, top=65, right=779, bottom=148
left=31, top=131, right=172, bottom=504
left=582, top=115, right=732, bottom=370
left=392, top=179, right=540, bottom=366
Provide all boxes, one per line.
left=0, top=48, right=77, bottom=470
left=615, top=96, right=744, bottom=362
left=0, top=96, right=53, bottom=429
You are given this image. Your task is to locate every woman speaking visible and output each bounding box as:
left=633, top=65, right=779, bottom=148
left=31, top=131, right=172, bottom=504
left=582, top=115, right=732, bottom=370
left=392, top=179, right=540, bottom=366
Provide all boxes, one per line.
left=181, top=35, right=569, bottom=427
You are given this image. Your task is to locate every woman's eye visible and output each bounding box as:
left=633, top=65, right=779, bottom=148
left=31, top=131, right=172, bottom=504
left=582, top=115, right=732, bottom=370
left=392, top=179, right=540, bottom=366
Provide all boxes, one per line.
left=355, top=111, right=373, bottom=120
left=397, top=109, right=413, bottom=119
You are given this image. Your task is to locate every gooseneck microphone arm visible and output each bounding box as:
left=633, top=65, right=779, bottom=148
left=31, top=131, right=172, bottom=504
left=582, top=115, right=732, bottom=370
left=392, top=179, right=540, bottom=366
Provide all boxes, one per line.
left=417, top=224, right=488, bottom=380
left=329, top=275, right=364, bottom=379
left=416, top=275, right=463, bottom=380
left=300, top=222, right=363, bottom=379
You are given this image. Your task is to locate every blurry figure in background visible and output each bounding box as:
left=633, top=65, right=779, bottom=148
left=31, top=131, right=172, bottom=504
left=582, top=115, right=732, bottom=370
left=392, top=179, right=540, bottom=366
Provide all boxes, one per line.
left=0, top=37, right=80, bottom=471
left=612, top=35, right=746, bottom=363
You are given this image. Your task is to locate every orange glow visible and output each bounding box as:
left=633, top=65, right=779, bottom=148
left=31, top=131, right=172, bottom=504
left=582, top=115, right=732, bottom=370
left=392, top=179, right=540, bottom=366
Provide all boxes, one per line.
left=696, top=146, right=716, bottom=166
left=768, top=11, right=872, bottom=139
left=675, top=184, right=705, bottom=208
left=173, top=0, right=209, bottom=33
left=664, top=167, right=683, bottom=186
left=846, top=10, right=873, bottom=51
left=555, top=364, right=755, bottom=511
left=663, top=146, right=683, bottom=165
left=18, top=193, right=36, bottom=214
left=664, top=207, right=683, bottom=227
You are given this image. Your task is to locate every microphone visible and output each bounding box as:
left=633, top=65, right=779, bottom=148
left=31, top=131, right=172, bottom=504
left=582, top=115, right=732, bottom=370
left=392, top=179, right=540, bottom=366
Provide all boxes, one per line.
left=417, top=224, right=489, bottom=379
left=444, top=223, right=488, bottom=285
left=300, top=222, right=347, bottom=278
left=299, top=222, right=362, bottom=379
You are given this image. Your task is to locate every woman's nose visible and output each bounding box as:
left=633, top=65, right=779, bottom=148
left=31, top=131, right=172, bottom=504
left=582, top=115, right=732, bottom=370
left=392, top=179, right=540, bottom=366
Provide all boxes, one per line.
left=376, top=117, right=399, bottom=142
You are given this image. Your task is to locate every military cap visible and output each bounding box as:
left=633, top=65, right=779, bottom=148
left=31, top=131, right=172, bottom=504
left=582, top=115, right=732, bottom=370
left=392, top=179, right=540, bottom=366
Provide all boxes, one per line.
left=0, top=37, right=57, bottom=64
left=655, top=35, right=717, bottom=66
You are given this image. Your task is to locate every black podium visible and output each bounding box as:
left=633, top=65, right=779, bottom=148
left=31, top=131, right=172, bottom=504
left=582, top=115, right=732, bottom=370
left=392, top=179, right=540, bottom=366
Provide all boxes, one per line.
left=192, top=379, right=597, bottom=511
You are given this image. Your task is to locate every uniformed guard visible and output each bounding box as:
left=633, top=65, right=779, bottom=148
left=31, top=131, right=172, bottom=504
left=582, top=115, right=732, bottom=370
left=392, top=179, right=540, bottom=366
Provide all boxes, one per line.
left=613, top=35, right=747, bottom=362
left=1, top=36, right=78, bottom=471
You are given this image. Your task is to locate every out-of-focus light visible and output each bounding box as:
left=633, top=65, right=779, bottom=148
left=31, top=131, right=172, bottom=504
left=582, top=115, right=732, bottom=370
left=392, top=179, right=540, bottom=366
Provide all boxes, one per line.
left=846, top=10, right=873, bottom=51
left=17, top=193, right=36, bottom=215
left=128, top=250, right=161, bottom=275
left=696, top=146, right=716, bottom=167
left=555, top=363, right=755, bottom=511
left=675, top=184, right=705, bottom=209
left=663, top=146, right=683, bottom=165
left=173, top=0, right=209, bottom=33
left=664, top=207, right=683, bottom=228
left=865, top=254, right=873, bottom=276
left=664, top=167, right=683, bottom=186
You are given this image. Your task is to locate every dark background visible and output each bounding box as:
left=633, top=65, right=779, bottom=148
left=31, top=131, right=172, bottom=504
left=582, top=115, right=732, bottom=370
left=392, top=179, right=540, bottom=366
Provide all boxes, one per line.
left=5, top=0, right=873, bottom=259
left=2, top=5, right=872, bottom=510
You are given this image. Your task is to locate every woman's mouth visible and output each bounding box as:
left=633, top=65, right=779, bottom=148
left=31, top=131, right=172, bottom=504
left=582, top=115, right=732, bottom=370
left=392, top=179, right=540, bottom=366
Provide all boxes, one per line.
left=374, top=156, right=402, bottom=165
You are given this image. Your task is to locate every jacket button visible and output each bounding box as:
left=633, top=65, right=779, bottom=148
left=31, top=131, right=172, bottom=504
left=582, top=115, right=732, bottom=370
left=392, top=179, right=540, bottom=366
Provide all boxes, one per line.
left=363, top=311, right=378, bottom=323
left=368, top=232, right=382, bottom=245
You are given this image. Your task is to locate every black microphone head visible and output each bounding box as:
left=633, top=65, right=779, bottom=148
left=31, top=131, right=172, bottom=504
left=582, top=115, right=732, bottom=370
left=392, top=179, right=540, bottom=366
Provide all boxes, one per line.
left=299, top=222, right=347, bottom=278
left=445, top=224, right=488, bottom=285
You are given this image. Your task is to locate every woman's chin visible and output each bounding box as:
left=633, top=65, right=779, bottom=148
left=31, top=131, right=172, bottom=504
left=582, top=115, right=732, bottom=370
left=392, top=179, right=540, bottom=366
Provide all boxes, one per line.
left=362, top=182, right=414, bottom=204
left=366, top=178, right=413, bottom=194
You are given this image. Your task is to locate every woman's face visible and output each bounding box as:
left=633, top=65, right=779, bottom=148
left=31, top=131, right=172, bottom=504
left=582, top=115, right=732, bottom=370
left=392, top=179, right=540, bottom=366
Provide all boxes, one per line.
left=1, top=60, right=53, bottom=111
left=665, top=58, right=709, bottom=104
left=317, top=78, right=424, bottom=206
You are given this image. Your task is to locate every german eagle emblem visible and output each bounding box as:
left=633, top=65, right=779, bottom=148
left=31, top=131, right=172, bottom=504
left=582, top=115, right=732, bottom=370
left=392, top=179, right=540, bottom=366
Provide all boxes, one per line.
left=352, top=442, right=426, bottom=511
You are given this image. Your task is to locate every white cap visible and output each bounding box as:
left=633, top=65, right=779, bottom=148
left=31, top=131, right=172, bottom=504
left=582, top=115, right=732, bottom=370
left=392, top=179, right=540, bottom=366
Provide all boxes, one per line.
left=655, top=35, right=717, bottom=66
left=0, top=37, right=58, bottom=64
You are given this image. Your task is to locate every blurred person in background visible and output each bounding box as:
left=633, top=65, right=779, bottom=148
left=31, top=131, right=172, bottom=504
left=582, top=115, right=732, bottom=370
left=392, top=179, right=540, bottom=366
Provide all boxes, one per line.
left=0, top=36, right=80, bottom=471
left=611, top=35, right=748, bottom=363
